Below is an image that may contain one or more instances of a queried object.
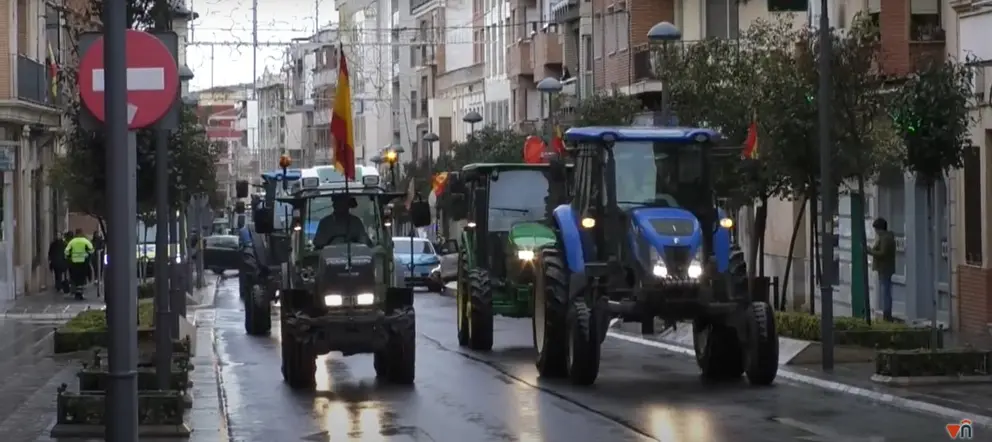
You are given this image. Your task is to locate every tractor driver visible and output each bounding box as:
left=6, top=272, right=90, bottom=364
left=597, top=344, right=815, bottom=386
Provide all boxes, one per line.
left=312, top=196, right=372, bottom=248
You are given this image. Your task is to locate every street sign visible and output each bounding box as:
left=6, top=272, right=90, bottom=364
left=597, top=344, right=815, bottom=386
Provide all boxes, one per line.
left=77, top=30, right=179, bottom=130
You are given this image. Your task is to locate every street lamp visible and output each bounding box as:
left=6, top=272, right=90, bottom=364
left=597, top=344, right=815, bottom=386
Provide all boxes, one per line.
left=536, top=77, right=563, bottom=147
left=647, top=21, right=681, bottom=125
left=423, top=132, right=439, bottom=171
left=181, top=95, right=199, bottom=107
left=383, top=145, right=404, bottom=189
left=179, top=64, right=195, bottom=82
left=462, top=111, right=483, bottom=139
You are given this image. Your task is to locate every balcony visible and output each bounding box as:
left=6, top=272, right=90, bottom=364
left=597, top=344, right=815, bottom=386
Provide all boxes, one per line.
left=313, top=68, right=336, bottom=88
left=510, top=0, right=536, bottom=10
left=507, top=40, right=533, bottom=77
left=532, top=32, right=563, bottom=68
left=17, top=56, right=56, bottom=107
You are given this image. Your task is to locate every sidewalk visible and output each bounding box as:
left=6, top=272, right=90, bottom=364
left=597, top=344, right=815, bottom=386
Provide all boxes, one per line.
left=0, top=286, right=103, bottom=323
left=608, top=321, right=992, bottom=427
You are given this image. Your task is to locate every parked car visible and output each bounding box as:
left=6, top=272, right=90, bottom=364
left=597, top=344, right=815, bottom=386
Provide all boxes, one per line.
left=393, top=236, right=444, bottom=292
left=436, top=239, right=459, bottom=281
left=203, top=234, right=240, bottom=275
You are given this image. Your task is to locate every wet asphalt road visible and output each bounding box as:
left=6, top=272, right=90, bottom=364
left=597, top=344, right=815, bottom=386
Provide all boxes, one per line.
left=212, top=277, right=955, bottom=442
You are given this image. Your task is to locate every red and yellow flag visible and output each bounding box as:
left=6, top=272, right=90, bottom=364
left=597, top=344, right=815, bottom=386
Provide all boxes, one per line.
left=432, top=172, right=449, bottom=197
left=742, top=120, right=758, bottom=159
left=330, top=43, right=356, bottom=180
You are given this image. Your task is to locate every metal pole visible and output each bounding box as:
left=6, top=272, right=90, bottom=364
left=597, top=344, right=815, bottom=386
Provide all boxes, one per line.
left=196, top=196, right=206, bottom=288
left=168, top=210, right=181, bottom=338
left=817, top=0, right=835, bottom=372
left=660, top=42, right=671, bottom=125
left=154, top=130, right=172, bottom=390
left=179, top=206, right=190, bottom=315
left=103, top=0, right=138, bottom=438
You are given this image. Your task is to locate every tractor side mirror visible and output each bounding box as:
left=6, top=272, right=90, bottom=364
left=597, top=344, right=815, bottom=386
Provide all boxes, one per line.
left=235, top=180, right=249, bottom=199
left=410, top=201, right=432, bottom=228
left=253, top=207, right=273, bottom=234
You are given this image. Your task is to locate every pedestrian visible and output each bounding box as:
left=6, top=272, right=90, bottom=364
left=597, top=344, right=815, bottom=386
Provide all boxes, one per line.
left=64, top=229, right=95, bottom=300
left=48, top=233, right=67, bottom=294
left=868, top=218, right=896, bottom=322
left=91, top=230, right=104, bottom=284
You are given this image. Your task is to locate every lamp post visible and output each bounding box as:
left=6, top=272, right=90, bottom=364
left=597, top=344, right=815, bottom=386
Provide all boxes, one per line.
left=647, top=21, right=681, bottom=125
left=383, top=146, right=404, bottom=190
left=816, top=0, right=835, bottom=372
left=423, top=132, right=439, bottom=172
left=537, top=77, right=563, bottom=149
left=462, top=111, right=483, bottom=140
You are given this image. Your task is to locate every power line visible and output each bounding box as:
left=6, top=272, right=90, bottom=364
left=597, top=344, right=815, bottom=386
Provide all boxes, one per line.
left=189, top=20, right=556, bottom=33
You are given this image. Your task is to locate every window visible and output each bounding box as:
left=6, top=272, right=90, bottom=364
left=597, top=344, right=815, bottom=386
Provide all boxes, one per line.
left=963, top=144, right=982, bottom=265
left=617, top=11, right=629, bottom=51
left=410, top=91, right=418, bottom=118
left=767, top=0, right=806, bottom=12
left=605, top=13, right=616, bottom=54
left=488, top=170, right=551, bottom=231
left=704, top=0, right=739, bottom=39
left=593, top=15, right=603, bottom=58
left=910, top=0, right=942, bottom=41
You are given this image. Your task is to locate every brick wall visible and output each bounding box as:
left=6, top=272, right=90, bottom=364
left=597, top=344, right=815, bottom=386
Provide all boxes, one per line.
left=879, top=0, right=909, bottom=76
left=958, top=265, right=992, bottom=343
left=600, top=0, right=673, bottom=91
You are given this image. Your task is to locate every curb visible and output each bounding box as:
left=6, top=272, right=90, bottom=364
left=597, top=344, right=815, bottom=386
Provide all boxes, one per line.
left=607, top=330, right=992, bottom=427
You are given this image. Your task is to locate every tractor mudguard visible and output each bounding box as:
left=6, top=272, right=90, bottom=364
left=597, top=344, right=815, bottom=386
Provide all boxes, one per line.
left=552, top=205, right=585, bottom=274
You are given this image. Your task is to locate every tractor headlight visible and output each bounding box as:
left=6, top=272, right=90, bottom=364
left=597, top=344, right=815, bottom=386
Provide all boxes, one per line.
left=687, top=249, right=704, bottom=279
left=324, top=294, right=343, bottom=307
left=517, top=249, right=535, bottom=261
left=652, top=263, right=668, bottom=277
left=356, top=293, right=375, bottom=305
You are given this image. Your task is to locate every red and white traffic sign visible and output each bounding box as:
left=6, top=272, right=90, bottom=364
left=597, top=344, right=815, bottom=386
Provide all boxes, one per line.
left=78, top=30, right=179, bottom=130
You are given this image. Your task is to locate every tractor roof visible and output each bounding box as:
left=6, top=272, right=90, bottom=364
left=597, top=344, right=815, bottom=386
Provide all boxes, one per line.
left=460, top=162, right=570, bottom=173
left=564, top=126, right=721, bottom=144
left=261, top=169, right=302, bottom=181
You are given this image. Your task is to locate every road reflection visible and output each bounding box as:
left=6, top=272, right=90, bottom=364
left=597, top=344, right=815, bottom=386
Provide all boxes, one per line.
left=648, top=406, right=714, bottom=442
left=312, top=397, right=386, bottom=441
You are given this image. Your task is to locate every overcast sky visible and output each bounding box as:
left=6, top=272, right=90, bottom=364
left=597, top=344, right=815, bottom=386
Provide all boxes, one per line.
left=185, top=0, right=338, bottom=91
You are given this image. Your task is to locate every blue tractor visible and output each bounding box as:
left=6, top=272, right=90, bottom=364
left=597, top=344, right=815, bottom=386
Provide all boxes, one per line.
left=532, top=126, right=779, bottom=386
left=237, top=168, right=302, bottom=336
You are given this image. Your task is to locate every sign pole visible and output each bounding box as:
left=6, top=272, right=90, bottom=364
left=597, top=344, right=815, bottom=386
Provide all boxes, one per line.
left=154, top=128, right=172, bottom=390
left=102, top=0, right=139, bottom=438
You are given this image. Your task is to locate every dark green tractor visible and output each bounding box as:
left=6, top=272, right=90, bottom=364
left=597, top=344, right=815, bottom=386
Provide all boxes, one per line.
left=449, top=162, right=571, bottom=351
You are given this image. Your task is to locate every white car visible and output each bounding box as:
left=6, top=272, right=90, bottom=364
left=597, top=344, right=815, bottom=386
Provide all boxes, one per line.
left=436, top=239, right=459, bottom=281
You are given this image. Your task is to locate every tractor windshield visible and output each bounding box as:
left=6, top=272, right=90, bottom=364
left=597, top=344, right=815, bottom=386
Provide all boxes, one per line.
left=612, top=141, right=704, bottom=210
left=488, top=169, right=550, bottom=231
left=305, top=196, right=379, bottom=244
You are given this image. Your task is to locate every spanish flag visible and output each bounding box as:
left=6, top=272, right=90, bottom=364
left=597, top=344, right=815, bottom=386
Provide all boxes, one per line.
left=432, top=172, right=449, bottom=197
left=330, top=43, right=356, bottom=180
left=46, top=43, right=58, bottom=99
left=742, top=120, right=758, bottom=159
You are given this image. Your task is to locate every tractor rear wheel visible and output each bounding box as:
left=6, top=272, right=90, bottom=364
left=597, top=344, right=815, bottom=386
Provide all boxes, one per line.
left=244, top=284, right=272, bottom=336
left=456, top=248, right=469, bottom=347
left=532, top=248, right=568, bottom=378
left=467, top=269, right=494, bottom=351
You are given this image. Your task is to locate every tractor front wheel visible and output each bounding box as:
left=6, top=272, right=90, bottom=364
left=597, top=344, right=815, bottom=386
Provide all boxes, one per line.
left=693, top=319, right=744, bottom=381
left=744, top=301, right=779, bottom=386
left=532, top=248, right=568, bottom=378
left=456, top=248, right=469, bottom=347
left=467, top=269, right=494, bottom=351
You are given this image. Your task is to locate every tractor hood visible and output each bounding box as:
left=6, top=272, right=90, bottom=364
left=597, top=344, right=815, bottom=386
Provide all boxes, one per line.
left=630, top=207, right=703, bottom=257
left=508, top=222, right=557, bottom=250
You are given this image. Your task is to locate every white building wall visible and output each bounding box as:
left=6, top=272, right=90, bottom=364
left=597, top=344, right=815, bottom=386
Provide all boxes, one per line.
left=395, top=0, right=418, bottom=162
left=483, top=0, right=510, bottom=127
left=445, top=0, right=474, bottom=72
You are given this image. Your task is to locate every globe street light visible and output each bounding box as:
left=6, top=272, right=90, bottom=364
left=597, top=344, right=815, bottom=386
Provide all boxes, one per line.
left=536, top=77, right=563, bottom=148
left=423, top=132, right=439, bottom=171
left=179, top=64, right=195, bottom=82
left=462, top=111, right=483, bottom=137
left=181, top=95, right=199, bottom=107
left=647, top=21, right=681, bottom=125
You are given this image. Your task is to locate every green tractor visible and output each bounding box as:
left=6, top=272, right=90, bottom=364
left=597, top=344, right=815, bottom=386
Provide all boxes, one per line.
left=449, top=162, right=571, bottom=351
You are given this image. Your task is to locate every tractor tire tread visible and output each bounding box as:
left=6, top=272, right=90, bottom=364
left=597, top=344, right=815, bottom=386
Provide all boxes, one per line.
left=468, top=269, right=494, bottom=351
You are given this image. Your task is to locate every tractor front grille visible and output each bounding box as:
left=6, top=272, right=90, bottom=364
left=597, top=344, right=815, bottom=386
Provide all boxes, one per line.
left=661, top=246, right=692, bottom=273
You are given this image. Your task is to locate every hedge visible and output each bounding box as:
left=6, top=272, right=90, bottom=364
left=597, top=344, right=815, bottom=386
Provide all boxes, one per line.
left=776, top=311, right=940, bottom=350
left=61, top=299, right=154, bottom=333
left=875, top=349, right=991, bottom=377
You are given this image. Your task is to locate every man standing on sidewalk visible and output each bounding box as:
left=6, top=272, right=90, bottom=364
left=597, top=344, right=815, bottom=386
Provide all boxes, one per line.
left=868, top=218, right=897, bottom=322
left=64, top=229, right=94, bottom=300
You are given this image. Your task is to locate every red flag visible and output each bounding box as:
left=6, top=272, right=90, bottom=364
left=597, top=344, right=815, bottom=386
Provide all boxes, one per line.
left=742, top=120, right=758, bottom=159
left=523, top=136, right=548, bottom=164
left=330, top=43, right=356, bottom=180
left=551, top=125, right=565, bottom=154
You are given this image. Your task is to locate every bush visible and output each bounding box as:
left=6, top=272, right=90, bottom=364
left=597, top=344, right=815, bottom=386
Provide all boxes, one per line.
left=137, top=283, right=155, bottom=299
left=875, top=349, right=991, bottom=377
left=62, top=299, right=155, bottom=332
left=775, top=311, right=938, bottom=349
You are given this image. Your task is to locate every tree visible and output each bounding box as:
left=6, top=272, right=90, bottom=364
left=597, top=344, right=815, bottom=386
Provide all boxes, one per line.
left=890, top=55, right=974, bottom=332
left=49, top=0, right=219, bottom=228
left=569, top=94, right=641, bottom=127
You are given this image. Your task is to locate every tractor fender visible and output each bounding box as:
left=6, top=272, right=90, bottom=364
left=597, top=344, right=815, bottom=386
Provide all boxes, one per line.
left=552, top=204, right=585, bottom=274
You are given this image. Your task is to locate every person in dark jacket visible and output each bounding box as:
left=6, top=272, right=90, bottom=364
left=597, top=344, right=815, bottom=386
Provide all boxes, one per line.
left=48, top=233, right=68, bottom=293
left=868, top=218, right=897, bottom=322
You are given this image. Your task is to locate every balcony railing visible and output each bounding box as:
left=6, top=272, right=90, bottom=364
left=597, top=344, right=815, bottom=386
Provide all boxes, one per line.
left=420, top=99, right=429, bottom=118
left=17, top=56, right=56, bottom=107
left=507, top=40, right=533, bottom=77
left=532, top=32, right=562, bottom=68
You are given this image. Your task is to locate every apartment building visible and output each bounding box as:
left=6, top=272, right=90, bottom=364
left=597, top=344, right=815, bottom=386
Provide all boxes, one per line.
left=408, top=0, right=447, bottom=161
left=195, top=85, right=250, bottom=197
left=433, top=0, right=485, bottom=144
left=256, top=71, right=290, bottom=170
left=953, top=0, right=992, bottom=341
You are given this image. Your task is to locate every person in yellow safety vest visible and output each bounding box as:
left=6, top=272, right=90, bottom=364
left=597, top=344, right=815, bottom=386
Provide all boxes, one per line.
left=64, top=229, right=94, bottom=300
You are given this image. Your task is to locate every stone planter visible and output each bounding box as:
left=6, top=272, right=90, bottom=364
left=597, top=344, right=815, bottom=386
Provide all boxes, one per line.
left=78, top=367, right=190, bottom=392
left=872, top=348, right=992, bottom=385
left=50, top=387, right=190, bottom=438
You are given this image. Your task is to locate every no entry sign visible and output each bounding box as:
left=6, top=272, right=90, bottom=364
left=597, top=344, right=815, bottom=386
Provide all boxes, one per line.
left=78, top=30, right=179, bottom=130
